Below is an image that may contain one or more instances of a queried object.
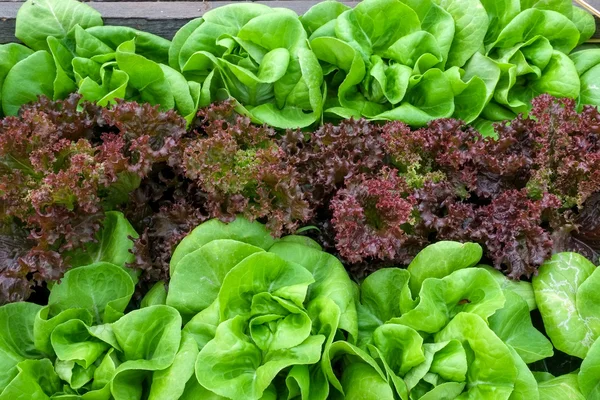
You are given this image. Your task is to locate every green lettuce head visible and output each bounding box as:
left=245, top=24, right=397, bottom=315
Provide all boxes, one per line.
left=167, top=217, right=358, bottom=400
left=169, top=4, right=325, bottom=129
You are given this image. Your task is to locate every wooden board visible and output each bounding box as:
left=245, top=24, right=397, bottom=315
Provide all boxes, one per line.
left=0, top=0, right=598, bottom=43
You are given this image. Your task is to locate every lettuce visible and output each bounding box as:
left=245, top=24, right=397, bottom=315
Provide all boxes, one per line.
left=3, top=0, right=198, bottom=125
left=533, top=252, right=600, bottom=359
left=170, top=218, right=357, bottom=399
left=1, top=0, right=599, bottom=128
left=169, top=4, right=325, bottom=129
left=0, top=216, right=598, bottom=399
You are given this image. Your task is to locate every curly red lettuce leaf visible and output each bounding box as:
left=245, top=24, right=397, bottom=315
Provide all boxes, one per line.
left=281, top=118, right=386, bottom=204
left=0, top=95, right=187, bottom=302
left=0, top=223, right=35, bottom=303
left=330, top=167, right=415, bottom=263
left=182, top=101, right=311, bottom=235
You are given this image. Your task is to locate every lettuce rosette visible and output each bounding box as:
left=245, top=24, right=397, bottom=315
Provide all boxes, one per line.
left=301, top=0, right=599, bottom=130
left=329, top=241, right=560, bottom=400
left=168, top=4, right=325, bottom=129
left=0, top=213, right=186, bottom=400
left=301, top=0, right=501, bottom=126
left=531, top=252, right=600, bottom=399
left=2, top=0, right=200, bottom=124
left=2, top=213, right=600, bottom=399
left=471, top=0, right=597, bottom=132
left=167, top=217, right=358, bottom=399
left=482, top=8, right=588, bottom=120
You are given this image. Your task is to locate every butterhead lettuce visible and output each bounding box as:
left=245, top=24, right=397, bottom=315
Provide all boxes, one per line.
left=0, top=216, right=598, bottom=399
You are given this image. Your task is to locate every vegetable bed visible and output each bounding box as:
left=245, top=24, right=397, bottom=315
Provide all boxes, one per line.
left=0, top=0, right=600, bottom=399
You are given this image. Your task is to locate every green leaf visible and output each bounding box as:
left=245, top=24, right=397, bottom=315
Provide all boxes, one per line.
left=506, top=344, right=539, bottom=400
left=167, top=239, right=265, bottom=318
left=520, top=0, right=572, bottom=15
left=249, top=295, right=312, bottom=352
left=404, top=340, right=467, bottom=391
left=578, top=337, right=600, bottom=399
left=182, top=300, right=220, bottom=349
left=570, top=49, right=600, bottom=109
left=179, top=3, right=273, bottom=63
left=237, top=11, right=307, bottom=52
left=489, top=290, right=553, bottom=364
left=170, top=217, right=276, bottom=274
left=435, top=0, right=489, bottom=67
left=323, top=340, right=387, bottom=395
left=15, top=0, right=102, bottom=52
left=435, top=313, right=517, bottom=399
left=47, top=262, right=134, bottom=324
left=528, top=51, right=580, bottom=100
left=480, top=0, right=520, bottom=45
left=355, top=268, right=411, bottom=347
left=72, top=25, right=114, bottom=59
left=148, top=332, right=199, bottom=400
left=0, top=359, right=61, bottom=400
left=301, top=1, right=351, bottom=37
left=50, top=319, right=110, bottom=368
left=140, top=282, right=167, bottom=308
left=372, top=68, right=455, bottom=126
left=168, top=18, right=204, bottom=70
left=335, top=0, right=420, bottom=58
left=179, top=378, right=228, bottom=399
left=115, top=39, right=174, bottom=110
left=452, top=53, right=502, bottom=123
left=112, top=305, right=181, bottom=366
left=393, top=268, right=505, bottom=333
left=0, top=303, right=42, bottom=392
left=419, top=382, right=466, bottom=399
left=47, top=36, right=77, bottom=99
left=2, top=51, right=55, bottom=116
left=78, top=64, right=129, bottom=107
left=372, top=323, right=425, bottom=376
left=407, top=241, right=483, bottom=296
left=217, top=252, right=314, bottom=320
left=66, top=212, right=138, bottom=270
left=533, top=252, right=600, bottom=359
left=489, top=9, right=580, bottom=55
left=160, top=64, right=200, bottom=123
left=34, top=307, right=94, bottom=357
left=195, top=315, right=325, bottom=400
left=55, top=359, right=96, bottom=390
left=570, top=7, right=596, bottom=45
left=102, top=171, right=142, bottom=210
left=85, top=26, right=170, bottom=64
left=268, top=241, right=358, bottom=342
left=538, top=374, right=585, bottom=400
left=0, top=44, right=34, bottom=115
left=384, top=31, right=443, bottom=71
left=480, top=265, right=537, bottom=311
left=278, top=234, right=322, bottom=249
left=92, top=349, right=119, bottom=390
left=415, top=2, right=456, bottom=65
left=340, top=362, right=396, bottom=400
left=110, top=306, right=182, bottom=400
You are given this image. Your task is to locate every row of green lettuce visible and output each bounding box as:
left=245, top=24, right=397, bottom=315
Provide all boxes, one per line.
left=1, top=212, right=599, bottom=399
left=1, top=0, right=599, bottom=132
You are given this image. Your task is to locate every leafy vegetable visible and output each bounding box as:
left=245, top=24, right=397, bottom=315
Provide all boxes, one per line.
left=168, top=4, right=324, bottom=128
left=1, top=217, right=599, bottom=399
left=533, top=252, right=600, bottom=359
left=182, top=102, right=312, bottom=235
left=1, top=0, right=598, bottom=127
left=0, top=94, right=186, bottom=303
left=15, top=0, right=102, bottom=52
